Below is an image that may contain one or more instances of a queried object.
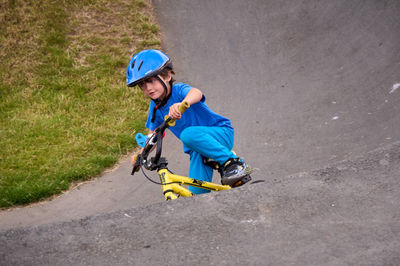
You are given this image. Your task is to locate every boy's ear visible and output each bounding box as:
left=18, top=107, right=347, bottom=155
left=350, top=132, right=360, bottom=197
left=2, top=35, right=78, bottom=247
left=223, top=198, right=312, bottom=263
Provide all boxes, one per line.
left=165, top=71, right=172, bottom=82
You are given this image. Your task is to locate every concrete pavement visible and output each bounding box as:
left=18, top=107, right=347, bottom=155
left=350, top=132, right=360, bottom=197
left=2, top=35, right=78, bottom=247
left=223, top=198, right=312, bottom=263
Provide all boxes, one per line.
left=1, top=142, right=399, bottom=265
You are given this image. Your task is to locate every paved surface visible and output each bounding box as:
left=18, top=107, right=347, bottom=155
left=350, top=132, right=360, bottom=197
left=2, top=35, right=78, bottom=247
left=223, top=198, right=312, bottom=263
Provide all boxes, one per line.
left=1, top=0, right=400, bottom=264
left=1, top=142, right=399, bottom=265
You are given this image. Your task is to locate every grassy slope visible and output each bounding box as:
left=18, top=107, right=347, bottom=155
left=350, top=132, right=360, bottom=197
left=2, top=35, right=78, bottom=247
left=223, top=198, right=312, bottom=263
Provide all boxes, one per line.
left=0, top=0, right=160, bottom=208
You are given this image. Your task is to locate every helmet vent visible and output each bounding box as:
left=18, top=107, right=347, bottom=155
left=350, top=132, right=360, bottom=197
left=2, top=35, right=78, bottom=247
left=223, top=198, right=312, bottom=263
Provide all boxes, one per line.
left=131, top=60, right=135, bottom=68
left=138, top=60, right=144, bottom=71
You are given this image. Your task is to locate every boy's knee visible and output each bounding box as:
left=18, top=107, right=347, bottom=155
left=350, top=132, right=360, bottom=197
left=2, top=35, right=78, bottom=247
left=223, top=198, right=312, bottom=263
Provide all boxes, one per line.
left=180, top=127, right=197, bottom=146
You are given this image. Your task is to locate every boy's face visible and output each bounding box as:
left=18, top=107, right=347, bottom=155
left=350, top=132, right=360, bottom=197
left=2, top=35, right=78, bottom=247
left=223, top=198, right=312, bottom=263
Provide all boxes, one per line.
left=138, top=73, right=171, bottom=100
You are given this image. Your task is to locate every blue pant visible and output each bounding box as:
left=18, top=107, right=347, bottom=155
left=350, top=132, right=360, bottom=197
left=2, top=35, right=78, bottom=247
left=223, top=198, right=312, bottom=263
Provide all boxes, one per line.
left=180, top=126, right=237, bottom=194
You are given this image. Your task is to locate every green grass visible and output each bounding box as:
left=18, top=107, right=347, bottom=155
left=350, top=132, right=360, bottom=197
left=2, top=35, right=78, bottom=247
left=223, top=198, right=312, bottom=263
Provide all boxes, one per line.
left=0, top=0, right=160, bottom=208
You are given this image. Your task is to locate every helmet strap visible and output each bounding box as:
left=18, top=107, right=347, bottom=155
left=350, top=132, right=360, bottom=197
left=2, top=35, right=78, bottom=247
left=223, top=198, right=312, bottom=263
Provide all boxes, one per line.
left=151, top=75, right=172, bottom=123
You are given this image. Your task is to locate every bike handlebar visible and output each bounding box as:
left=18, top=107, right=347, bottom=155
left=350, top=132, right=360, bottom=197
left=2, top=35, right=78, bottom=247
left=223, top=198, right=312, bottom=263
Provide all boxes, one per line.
left=132, top=101, right=190, bottom=175
left=166, top=101, right=190, bottom=127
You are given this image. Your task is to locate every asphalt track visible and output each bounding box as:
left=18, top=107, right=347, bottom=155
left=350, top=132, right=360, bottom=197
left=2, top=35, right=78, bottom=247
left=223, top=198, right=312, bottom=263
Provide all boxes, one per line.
left=1, top=0, right=400, bottom=265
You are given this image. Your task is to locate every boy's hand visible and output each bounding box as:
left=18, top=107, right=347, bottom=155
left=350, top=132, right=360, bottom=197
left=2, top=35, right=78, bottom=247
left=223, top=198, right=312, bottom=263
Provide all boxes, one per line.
left=131, top=154, right=139, bottom=167
left=131, top=153, right=141, bottom=175
left=131, top=148, right=144, bottom=167
left=169, top=103, right=182, bottom=120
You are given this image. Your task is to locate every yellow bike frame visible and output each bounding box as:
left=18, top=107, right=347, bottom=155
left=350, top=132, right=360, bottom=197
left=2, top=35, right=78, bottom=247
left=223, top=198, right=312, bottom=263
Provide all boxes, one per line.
left=158, top=168, right=231, bottom=200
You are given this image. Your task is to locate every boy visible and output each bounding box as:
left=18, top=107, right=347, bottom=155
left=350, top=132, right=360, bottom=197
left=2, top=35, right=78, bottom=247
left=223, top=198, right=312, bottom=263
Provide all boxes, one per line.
left=127, top=49, right=250, bottom=194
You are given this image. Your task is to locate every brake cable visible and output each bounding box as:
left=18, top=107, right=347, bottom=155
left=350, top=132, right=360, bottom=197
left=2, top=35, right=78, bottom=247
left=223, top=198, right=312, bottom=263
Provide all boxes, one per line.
left=140, top=165, right=162, bottom=185
left=140, top=162, right=179, bottom=186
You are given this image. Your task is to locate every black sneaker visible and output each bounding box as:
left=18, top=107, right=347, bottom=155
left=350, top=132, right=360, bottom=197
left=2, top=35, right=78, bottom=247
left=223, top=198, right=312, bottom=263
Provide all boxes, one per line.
left=220, top=158, right=252, bottom=186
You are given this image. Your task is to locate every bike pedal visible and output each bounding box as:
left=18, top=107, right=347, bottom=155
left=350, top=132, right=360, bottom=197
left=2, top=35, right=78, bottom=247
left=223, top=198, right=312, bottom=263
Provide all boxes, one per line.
left=232, top=175, right=252, bottom=188
left=250, top=180, right=265, bottom=184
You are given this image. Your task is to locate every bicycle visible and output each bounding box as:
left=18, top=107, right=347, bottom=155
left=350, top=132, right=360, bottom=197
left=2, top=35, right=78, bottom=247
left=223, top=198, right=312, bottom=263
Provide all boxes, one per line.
left=131, top=101, right=252, bottom=200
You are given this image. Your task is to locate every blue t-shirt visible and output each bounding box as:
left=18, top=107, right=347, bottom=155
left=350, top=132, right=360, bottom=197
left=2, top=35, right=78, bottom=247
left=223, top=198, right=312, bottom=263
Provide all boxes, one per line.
left=145, top=82, right=233, bottom=153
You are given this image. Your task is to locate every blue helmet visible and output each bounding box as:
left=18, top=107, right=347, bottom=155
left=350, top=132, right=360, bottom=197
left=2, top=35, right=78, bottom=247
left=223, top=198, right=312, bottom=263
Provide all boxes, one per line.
left=126, top=49, right=172, bottom=87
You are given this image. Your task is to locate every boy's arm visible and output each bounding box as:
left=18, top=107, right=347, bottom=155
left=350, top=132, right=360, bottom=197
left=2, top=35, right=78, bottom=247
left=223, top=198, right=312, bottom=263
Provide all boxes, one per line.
left=183, top=87, right=203, bottom=105
left=169, top=88, right=202, bottom=120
